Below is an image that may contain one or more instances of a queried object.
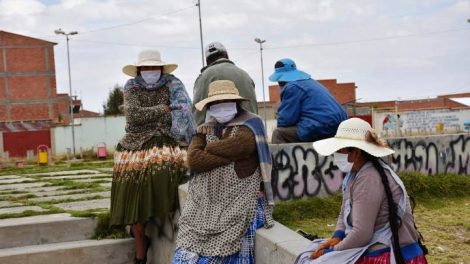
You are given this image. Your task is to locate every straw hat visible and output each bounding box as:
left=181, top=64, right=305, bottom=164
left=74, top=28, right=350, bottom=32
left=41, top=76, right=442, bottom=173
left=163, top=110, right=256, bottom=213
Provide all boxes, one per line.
left=122, top=50, right=177, bottom=77
left=312, top=118, right=394, bottom=157
left=195, top=80, right=248, bottom=111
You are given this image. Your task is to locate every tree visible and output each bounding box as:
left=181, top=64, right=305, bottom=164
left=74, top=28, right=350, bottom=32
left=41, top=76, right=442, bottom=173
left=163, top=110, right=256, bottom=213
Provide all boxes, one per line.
left=103, top=84, right=124, bottom=115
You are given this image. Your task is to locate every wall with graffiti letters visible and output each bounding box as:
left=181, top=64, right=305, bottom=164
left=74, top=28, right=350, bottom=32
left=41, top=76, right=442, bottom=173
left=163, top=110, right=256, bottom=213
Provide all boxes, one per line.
left=269, top=134, right=469, bottom=201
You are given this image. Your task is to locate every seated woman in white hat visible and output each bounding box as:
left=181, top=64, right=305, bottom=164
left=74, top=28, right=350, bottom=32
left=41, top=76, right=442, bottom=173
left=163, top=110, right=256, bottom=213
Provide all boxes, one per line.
left=172, top=80, right=274, bottom=263
left=110, top=50, right=195, bottom=264
left=298, top=118, right=428, bottom=264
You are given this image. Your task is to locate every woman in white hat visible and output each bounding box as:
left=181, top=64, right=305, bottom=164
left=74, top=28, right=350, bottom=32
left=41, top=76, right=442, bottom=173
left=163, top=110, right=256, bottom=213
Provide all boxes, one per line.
left=110, top=50, right=195, bottom=264
left=172, top=80, right=274, bottom=263
left=302, top=118, right=428, bottom=264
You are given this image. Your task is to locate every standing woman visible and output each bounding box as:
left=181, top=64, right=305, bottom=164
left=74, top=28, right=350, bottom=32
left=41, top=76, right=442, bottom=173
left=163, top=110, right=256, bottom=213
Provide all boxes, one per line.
left=300, top=118, right=428, bottom=264
left=110, top=50, right=195, bottom=264
left=172, top=80, right=274, bottom=264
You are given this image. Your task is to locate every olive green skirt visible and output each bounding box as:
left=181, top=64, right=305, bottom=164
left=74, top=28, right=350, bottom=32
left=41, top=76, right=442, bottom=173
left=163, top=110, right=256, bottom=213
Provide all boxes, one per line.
left=109, top=136, right=187, bottom=225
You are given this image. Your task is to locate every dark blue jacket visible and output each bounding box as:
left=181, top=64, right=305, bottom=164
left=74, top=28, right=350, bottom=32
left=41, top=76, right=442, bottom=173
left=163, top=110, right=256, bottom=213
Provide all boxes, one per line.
left=277, top=79, right=348, bottom=141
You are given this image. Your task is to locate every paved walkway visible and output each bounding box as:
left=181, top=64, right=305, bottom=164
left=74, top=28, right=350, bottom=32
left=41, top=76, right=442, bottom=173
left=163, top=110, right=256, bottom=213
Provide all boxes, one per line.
left=0, top=169, right=113, bottom=217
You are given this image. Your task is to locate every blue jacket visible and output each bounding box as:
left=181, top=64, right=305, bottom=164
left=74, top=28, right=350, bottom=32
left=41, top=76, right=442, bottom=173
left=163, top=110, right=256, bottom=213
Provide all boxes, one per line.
left=277, top=79, right=348, bottom=141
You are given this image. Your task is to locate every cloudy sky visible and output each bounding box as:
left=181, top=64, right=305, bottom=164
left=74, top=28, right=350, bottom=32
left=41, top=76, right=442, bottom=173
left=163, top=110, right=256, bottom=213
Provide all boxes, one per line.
left=1, top=0, right=469, bottom=112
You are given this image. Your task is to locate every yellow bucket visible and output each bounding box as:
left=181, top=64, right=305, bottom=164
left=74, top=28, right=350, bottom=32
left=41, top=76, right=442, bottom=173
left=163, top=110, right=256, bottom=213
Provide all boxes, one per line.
left=38, top=151, right=48, bottom=165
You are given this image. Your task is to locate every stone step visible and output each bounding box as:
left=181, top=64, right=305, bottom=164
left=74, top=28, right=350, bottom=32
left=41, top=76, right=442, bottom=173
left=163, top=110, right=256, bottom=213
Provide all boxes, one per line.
left=0, top=239, right=134, bottom=264
left=0, top=214, right=98, bottom=249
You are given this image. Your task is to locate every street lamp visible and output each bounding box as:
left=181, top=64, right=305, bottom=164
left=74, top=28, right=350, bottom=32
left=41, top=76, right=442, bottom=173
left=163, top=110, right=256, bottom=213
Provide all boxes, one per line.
left=54, top=28, right=78, bottom=158
left=196, top=0, right=204, bottom=67
left=254, top=38, right=267, bottom=132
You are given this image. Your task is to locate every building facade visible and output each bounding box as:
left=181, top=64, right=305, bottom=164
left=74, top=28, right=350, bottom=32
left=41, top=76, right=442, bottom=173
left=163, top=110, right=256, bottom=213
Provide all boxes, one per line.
left=0, top=31, right=97, bottom=158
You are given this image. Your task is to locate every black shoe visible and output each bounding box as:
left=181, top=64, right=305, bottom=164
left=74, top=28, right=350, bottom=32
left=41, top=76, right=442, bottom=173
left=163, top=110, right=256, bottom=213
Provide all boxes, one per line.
left=134, top=257, right=147, bottom=264
left=296, top=229, right=320, bottom=241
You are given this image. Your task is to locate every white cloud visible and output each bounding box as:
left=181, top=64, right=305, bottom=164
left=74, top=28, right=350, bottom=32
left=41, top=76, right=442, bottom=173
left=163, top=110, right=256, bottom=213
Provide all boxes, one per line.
left=0, top=0, right=46, bottom=15
left=0, top=0, right=468, bottom=111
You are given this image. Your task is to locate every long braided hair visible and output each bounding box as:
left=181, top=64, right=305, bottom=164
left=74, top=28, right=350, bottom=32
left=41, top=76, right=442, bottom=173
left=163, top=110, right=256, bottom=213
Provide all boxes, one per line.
left=364, top=130, right=406, bottom=264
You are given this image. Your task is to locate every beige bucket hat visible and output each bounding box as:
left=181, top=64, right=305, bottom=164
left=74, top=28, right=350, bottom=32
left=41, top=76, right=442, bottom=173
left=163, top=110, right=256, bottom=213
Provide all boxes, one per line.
left=195, top=80, right=248, bottom=111
left=313, top=118, right=394, bottom=157
left=122, top=50, right=178, bottom=77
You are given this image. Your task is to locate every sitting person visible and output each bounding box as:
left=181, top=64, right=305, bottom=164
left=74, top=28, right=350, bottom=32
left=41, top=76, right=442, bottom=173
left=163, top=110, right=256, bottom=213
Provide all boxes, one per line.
left=295, top=118, right=427, bottom=264
left=172, top=80, right=274, bottom=263
left=269, top=58, right=347, bottom=143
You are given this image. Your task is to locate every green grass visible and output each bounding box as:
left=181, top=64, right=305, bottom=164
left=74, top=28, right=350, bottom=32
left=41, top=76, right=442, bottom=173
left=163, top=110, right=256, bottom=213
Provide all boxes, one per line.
left=91, top=212, right=129, bottom=240
left=0, top=160, right=113, bottom=176
left=274, top=173, right=470, bottom=264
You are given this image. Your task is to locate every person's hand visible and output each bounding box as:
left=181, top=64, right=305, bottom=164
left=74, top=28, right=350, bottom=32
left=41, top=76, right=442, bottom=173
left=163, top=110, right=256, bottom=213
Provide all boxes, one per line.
left=158, top=104, right=171, bottom=113
left=318, top=237, right=341, bottom=250
left=309, top=248, right=333, bottom=259
left=309, top=249, right=324, bottom=259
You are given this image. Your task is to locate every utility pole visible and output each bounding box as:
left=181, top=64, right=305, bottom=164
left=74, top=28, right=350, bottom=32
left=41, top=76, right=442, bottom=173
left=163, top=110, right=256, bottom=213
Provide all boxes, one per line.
left=54, top=29, right=78, bottom=158
left=196, top=0, right=205, bottom=67
left=254, top=38, right=267, bottom=132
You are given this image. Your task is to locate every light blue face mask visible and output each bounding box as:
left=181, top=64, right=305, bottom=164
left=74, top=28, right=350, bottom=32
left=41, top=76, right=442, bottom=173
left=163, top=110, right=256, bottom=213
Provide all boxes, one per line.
left=334, top=152, right=353, bottom=173
left=141, top=70, right=161, bottom=84
left=208, top=102, right=237, bottom=123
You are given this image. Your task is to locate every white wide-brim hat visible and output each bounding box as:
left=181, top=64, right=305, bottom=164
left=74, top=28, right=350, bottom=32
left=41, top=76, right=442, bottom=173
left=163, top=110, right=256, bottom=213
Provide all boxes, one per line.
left=122, top=50, right=178, bottom=77
left=313, top=118, right=394, bottom=157
left=195, top=80, right=248, bottom=111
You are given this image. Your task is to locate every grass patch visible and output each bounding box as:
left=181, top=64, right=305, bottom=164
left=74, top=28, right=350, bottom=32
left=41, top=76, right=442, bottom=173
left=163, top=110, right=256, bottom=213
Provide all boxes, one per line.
left=0, top=207, right=64, bottom=219
left=43, top=179, right=103, bottom=190
left=90, top=211, right=129, bottom=240
left=275, top=172, right=470, bottom=263
left=0, top=161, right=113, bottom=176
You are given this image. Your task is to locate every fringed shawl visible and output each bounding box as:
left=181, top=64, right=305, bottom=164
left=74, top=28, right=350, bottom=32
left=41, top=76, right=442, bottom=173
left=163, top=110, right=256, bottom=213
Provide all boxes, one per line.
left=197, top=110, right=274, bottom=206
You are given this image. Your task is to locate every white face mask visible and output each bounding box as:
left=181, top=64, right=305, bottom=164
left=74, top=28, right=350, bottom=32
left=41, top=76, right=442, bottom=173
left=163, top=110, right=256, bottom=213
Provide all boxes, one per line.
left=141, top=70, right=161, bottom=84
left=208, top=102, right=237, bottom=124
left=334, top=152, right=354, bottom=173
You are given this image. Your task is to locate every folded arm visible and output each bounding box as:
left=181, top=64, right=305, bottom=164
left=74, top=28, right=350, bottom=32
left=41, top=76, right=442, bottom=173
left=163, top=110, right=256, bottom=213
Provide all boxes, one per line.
left=205, top=126, right=256, bottom=161
left=124, top=89, right=169, bottom=125
left=187, top=133, right=231, bottom=173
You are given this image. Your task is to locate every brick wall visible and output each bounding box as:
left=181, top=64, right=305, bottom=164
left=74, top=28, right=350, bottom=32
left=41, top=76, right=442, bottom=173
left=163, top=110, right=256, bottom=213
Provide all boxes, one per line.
left=0, top=31, right=60, bottom=123
left=6, top=48, right=46, bottom=72
left=10, top=104, right=50, bottom=121
left=356, top=97, right=467, bottom=111
left=268, top=79, right=356, bottom=105
left=8, top=76, right=50, bottom=100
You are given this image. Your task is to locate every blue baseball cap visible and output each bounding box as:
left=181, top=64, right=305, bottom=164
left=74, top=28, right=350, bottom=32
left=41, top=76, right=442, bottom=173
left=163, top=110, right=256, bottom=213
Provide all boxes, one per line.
left=268, top=58, right=311, bottom=82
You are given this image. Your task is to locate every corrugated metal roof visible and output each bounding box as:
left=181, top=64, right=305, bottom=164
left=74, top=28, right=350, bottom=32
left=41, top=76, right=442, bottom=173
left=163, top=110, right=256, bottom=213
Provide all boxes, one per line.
left=0, top=121, right=52, bottom=132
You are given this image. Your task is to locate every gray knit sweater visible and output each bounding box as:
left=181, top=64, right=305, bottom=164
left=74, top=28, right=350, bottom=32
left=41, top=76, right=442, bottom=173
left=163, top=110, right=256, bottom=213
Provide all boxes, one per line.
left=334, top=162, right=420, bottom=252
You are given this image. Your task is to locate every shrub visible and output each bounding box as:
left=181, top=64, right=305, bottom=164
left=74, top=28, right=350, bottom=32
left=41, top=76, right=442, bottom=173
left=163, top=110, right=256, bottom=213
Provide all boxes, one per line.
left=399, top=172, right=470, bottom=199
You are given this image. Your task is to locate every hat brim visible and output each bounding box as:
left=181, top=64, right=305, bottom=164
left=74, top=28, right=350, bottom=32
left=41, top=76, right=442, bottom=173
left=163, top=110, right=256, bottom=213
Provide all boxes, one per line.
left=269, top=69, right=311, bottom=82
left=312, top=137, right=395, bottom=157
left=122, top=63, right=178, bottom=77
left=195, top=94, right=248, bottom=111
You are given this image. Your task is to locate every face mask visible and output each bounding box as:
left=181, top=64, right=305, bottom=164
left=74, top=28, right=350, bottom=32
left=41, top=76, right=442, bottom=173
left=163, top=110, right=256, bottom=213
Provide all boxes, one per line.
left=334, top=152, right=353, bottom=173
left=141, top=70, right=161, bottom=84
left=208, top=102, right=237, bottom=124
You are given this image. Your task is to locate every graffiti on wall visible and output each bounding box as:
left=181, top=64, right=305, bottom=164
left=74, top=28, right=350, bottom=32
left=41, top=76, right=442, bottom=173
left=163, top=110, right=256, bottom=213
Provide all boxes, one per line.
left=271, top=144, right=345, bottom=201
left=269, top=134, right=469, bottom=200
left=388, top=135, right=469, bottom=175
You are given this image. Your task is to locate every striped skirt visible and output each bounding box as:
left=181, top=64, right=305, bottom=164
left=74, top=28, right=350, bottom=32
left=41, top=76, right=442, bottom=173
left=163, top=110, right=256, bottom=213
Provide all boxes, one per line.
left=110, top=143, right=187, bottom=225
left=356, top=252, right=428, bottom=264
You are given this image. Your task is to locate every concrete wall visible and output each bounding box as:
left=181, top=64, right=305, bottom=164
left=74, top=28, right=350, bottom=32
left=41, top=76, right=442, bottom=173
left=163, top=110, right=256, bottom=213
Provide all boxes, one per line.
left=51, top=116, right=125, bottom=156
left=269, top=134, right=470, bottom=201
left=388, top=134, right=469, bottom=175
left=373, top=108, right=470, bottom=137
